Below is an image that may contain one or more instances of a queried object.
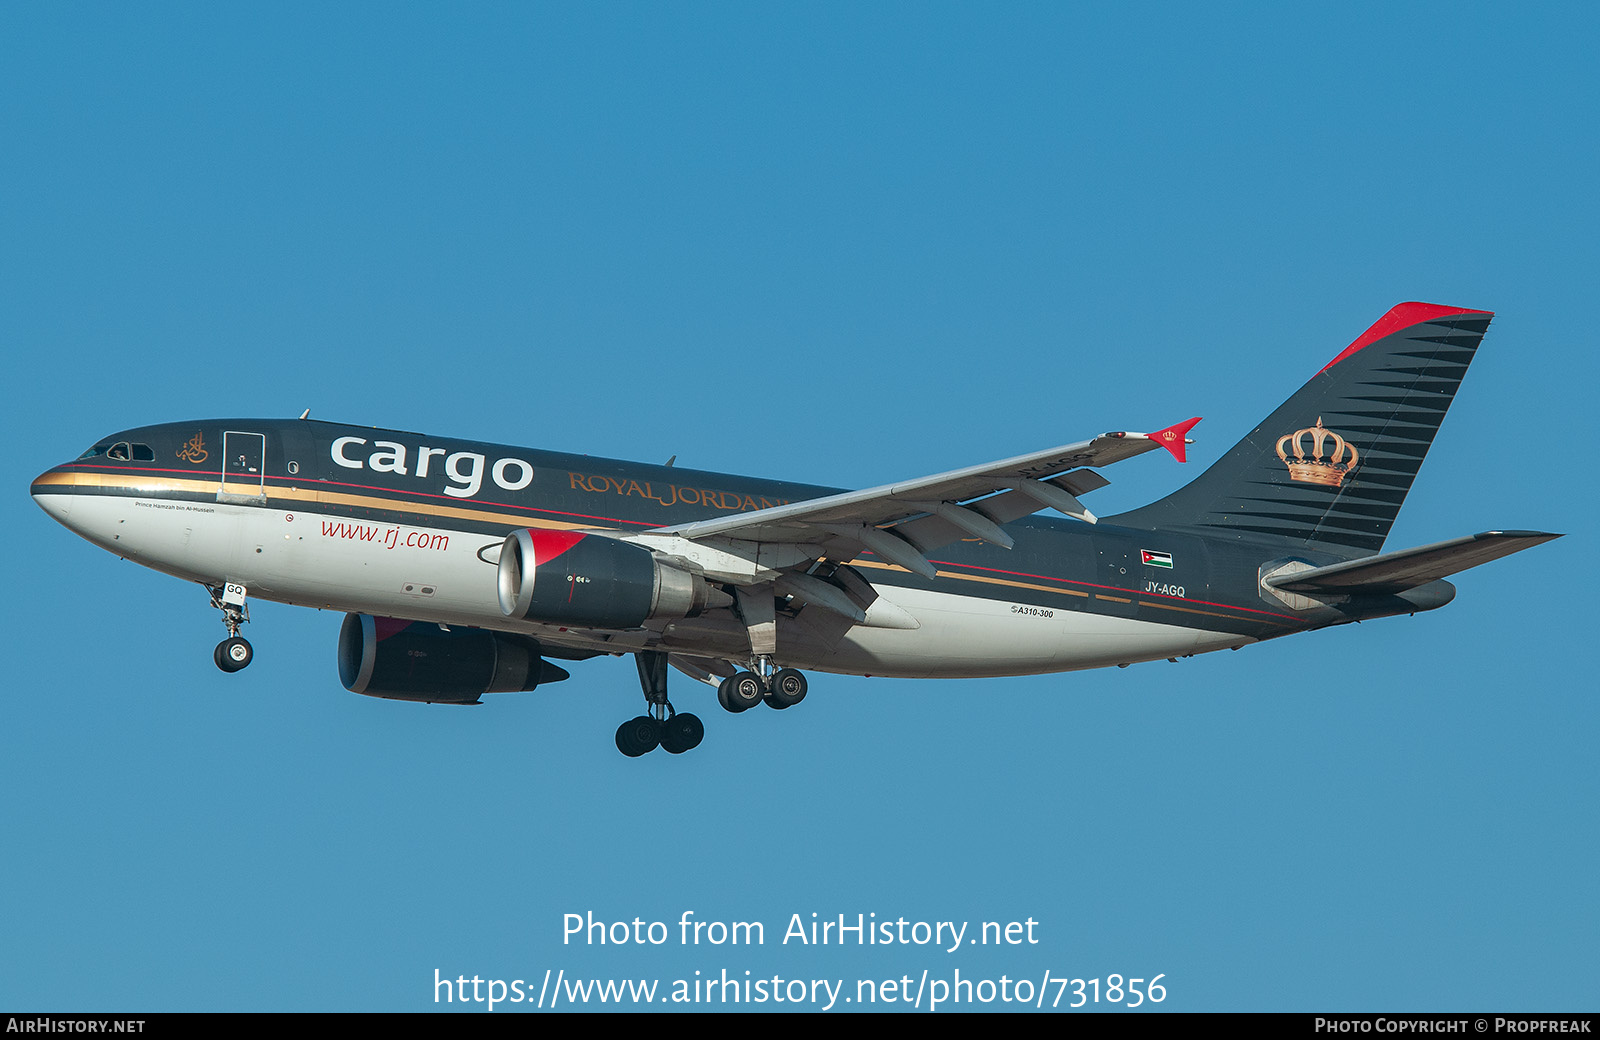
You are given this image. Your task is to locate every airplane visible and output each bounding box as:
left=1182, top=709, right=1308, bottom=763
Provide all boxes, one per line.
left=30, top=302, right=1559, bottom=757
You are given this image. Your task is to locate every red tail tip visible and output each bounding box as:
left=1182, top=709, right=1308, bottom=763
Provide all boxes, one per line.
left=1320, top=302, right=1494, bottom=373
left=1149, top=417, right=1202, bottom=463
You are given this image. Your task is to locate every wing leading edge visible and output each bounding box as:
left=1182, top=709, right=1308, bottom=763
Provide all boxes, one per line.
left=646, top=419, right=1200, bottom=579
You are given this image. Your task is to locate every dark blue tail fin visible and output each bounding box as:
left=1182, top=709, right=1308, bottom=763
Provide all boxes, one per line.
left=1110, top=302, right=1493, bottom=556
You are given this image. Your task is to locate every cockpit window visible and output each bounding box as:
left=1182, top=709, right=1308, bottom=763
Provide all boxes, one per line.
left=77, top=441, right=155, bottom=463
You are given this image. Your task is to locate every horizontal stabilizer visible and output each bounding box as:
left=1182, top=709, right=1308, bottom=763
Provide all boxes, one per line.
left=1264, top=531, right=1561, bottom=595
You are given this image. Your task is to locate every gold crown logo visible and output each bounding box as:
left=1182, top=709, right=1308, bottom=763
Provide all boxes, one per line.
left=1275, top=418, right=1358, bottom=487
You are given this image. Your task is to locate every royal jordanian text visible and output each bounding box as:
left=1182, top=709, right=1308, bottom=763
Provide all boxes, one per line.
left=568, top=471, right=790, bottom=512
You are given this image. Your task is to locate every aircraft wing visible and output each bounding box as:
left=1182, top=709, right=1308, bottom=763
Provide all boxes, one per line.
left=648, top=419, right=1199, bottom=577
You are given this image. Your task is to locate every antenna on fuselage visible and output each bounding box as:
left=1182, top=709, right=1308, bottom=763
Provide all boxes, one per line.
left=298, top=409, right=311, bottom=420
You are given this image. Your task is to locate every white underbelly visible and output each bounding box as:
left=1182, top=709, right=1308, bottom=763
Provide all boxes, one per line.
left=802, top=585, right=1251, bottom=678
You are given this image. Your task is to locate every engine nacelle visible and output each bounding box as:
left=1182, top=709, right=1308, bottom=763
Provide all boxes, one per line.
left=337, top=614, right=570, bottom=704
left=496, top=528, right=727, bottom=628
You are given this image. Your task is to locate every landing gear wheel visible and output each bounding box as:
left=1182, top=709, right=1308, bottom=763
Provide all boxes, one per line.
left=615, top=715, right=662, bottom=757
left=214, top=636, right=253, bottom=673
left=659, top=713, right=705, bottom=754
left=766, top=668, right=807, bottom=709
left=721, top=671, right=765, bottom=713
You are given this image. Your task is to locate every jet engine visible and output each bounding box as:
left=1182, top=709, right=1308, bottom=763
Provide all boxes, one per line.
left=496, top=528, right=728, bottom=628
left=337, top=614, right=570, bottom=704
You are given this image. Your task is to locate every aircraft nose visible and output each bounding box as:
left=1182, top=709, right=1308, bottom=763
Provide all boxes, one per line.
left=31, top=465, right=74, bottom=523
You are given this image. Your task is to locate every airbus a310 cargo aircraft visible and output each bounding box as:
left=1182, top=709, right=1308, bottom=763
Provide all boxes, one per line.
left=32, top=302, right=1558, bottom=757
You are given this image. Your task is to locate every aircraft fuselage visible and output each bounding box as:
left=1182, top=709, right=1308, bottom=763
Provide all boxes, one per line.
left=31, top=418, right=1433, bottom=681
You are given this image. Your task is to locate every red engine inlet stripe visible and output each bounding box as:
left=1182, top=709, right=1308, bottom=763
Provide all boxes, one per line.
left=527, top=529, right=587, bottom=564
left=374, top=617, right=414, bottom=641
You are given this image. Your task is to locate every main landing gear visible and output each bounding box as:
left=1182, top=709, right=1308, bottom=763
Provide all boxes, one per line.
left=617, top=651, right=704, bottom=758
left=715, top=657, right=808, bottom=713
left=615, top=652, right=812, bottom=758
left=718, top=587, right=808, bottom=713
left=207, top=583, right=253, bottom=673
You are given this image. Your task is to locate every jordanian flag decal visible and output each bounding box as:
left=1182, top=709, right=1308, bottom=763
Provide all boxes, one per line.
left=1141, top=549, right=1173, bottom=568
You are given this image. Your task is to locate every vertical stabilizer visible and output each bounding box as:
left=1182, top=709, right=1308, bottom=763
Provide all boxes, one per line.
left=1110, top=302, right=1493, bottom=555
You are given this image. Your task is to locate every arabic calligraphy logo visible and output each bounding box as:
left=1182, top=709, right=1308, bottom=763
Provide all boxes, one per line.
left=1275, top=418, right=1357, bottom=487
left=176, top=431, right=208, bottom=464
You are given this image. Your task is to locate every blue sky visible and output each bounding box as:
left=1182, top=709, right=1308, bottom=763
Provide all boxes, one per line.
left=3, top=2, right=1595, bottom=1012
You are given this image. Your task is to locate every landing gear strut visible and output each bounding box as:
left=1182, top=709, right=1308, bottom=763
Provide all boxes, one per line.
left=207, top=583, right=253, bottom=673
left=617, top=651, right=704, bottom=757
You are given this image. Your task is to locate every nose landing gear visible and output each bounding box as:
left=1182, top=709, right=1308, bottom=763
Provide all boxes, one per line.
left=207, top=583, right=254, bottom=673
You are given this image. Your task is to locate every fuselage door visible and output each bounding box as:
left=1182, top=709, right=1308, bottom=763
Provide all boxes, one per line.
left=219, top=431, right=267, bottom=504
